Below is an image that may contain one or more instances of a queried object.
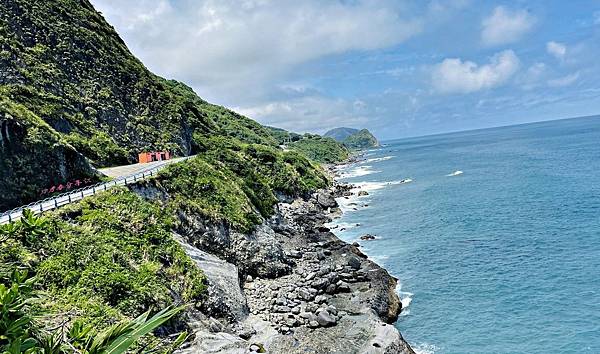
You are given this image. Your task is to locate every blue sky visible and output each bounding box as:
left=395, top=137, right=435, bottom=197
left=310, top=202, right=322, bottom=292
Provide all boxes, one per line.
left=92, top=0, right=600, bottom=139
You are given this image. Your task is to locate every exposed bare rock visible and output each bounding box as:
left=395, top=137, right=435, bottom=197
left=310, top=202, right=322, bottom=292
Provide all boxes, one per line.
left=162, top=182, right=414, bottom=354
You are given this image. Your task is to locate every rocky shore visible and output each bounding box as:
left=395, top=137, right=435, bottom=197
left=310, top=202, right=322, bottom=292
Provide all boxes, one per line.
left=169, top=177, right=414, bottom=353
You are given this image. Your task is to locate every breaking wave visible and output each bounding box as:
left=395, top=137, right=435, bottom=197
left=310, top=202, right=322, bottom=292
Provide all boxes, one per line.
left=446, top=170, right=463, bottom=176
left=413, top=343, right=439, bottom=354
left=338, top=165, right=380, bottom=178
left=363, top=155, right=394, bottom=163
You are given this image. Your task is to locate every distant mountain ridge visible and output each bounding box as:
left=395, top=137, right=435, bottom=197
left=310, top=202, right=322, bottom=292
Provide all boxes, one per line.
left=323, top=127, right=359, bottom=141
left=324, top=127, right=379, bottom=149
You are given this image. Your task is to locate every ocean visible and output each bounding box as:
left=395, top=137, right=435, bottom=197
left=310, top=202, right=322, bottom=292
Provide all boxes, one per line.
left=330, top=116, right=600, bottom=354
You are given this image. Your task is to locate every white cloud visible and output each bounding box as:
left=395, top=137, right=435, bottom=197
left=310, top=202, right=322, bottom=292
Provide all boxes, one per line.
left=517, top=62, right=547, bottom=90
left=92, top=0, right=423, bottom=104
left=546, top=41, right=567, bottom=60
left=432, top=50, right=520, bottom=94
left=235, top=96, right=370, bottom=133
left=481, top=6, right=536, bottom=46
left=547, top=72, right=580, bottom=87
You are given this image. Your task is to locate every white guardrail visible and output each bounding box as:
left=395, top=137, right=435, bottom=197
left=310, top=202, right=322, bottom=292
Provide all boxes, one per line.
left=0, top=156, right=193, bottom=225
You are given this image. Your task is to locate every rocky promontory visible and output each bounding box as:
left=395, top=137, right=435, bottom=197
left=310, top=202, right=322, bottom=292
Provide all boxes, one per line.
left=169, top=182, right=414, bottom=353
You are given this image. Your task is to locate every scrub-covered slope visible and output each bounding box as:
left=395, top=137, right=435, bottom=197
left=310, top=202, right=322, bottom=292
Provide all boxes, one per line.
left=0, top=0, right=285, bottom=209
left=0, top=0, right=329, bottom=347
left=324, top=127, right=380, bottom=149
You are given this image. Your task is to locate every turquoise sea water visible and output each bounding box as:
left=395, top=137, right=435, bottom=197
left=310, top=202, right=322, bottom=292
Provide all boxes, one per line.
left=331, top=116, right=600, bottom=354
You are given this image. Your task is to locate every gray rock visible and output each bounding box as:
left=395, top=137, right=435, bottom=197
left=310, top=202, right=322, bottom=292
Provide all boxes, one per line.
left=277, top=306, right=291, bottom=313
left=347, top=256, right=361, bottom=270
left=297, top=288, right=314, bottom=301
left=316, top=191, right=337, bottom=208
left=325, top=284, right=337, bottom=294
left=174, top=235, right=248, bottom=320
left=299, top=312, right=312, bottom=319
left=311, top=278, right=329, bottom=290
left=337, top=281, right=351, bottom=293
left=316, top=310, right=337, bottom=327
left=314, top=295, right=327, bottom=304
left=326, top=305, right=338, bottom=316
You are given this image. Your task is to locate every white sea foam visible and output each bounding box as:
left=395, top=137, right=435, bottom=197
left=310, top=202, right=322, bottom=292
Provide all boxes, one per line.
left=363, top=155, right=394, bottom=163
left=338, top=165, right=380, bottom=178
left=335, top=179, right=412, bottom=212
left=446, top=170, right=463, bottom=176
left=413, top=343, right=439, bottom=354
left=325, top=221, right=360, bottom=231
left=354, top=179, right=412, bottom=191
left=395, top=282, right=414, bottom=316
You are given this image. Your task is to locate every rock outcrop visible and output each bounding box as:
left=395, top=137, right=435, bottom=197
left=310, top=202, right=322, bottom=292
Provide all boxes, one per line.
left=166, top=183, right=414, bottom=354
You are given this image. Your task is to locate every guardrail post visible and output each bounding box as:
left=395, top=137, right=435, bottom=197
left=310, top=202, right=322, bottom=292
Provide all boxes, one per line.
left=40, top=204, right=43, bottom=212
left=68, top=194, right=72, bottom=203
left=104, top=184, right=107, bottom=191
left=93, top=186, right=96, bottom=193
left=81, top=190, right=84, bottom=198
left=8, top=214, right=12, bottom=223
left=54, top=199, right=58, bottom=208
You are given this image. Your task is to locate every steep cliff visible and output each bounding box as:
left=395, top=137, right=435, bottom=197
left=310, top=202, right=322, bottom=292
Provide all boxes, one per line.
left=0, top=0, right=280, bottom=209
left=324, top=127, right=380, bottom=149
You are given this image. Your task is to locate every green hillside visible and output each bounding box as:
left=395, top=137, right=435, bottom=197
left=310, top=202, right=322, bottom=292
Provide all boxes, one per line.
left=342, top=128, right=380, bottom=149
left=0, top=0, right=329, bottom=210
left=324, top=127, right=380, bottom=149
left=0, top=0, right=341, bottom=350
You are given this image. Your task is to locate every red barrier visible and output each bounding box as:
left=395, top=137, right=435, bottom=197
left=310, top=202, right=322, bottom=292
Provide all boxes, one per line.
left=41, top=178, right=93, bottom=196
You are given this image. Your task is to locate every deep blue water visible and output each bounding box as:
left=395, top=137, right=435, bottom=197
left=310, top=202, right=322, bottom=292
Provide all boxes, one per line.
left=332, top=116, right=600, bottom=354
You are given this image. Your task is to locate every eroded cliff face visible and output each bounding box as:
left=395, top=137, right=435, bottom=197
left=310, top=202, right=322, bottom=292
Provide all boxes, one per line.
left=0, top=0, right=280, bottom=208
left=0, top=109, right=96, bottom=209
left=132, top=181, right=414, bottom=354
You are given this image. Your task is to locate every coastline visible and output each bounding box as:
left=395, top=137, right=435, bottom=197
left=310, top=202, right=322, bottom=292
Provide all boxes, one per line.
left=166, top=154, right=415, bottom=353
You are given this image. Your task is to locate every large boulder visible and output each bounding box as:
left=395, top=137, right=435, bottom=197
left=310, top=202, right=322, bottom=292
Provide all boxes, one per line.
left=316, top=190, right=337, bottom=209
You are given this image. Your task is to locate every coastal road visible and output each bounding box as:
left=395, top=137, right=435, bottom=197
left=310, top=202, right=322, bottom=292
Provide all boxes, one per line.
left=98, top=156, right=189, bottom=178
left=0, top=155, right=193, bottom=225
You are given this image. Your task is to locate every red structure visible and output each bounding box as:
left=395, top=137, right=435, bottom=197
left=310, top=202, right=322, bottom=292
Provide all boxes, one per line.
left=138, top=151, right=171, bottom=163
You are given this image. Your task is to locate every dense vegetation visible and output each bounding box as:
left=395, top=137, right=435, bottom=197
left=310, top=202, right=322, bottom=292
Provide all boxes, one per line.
left=0, top=0, right=283, bottom=209
left=266, top=127, right=349, bottom=163
left=0, top=192, right=205, bottom=344
left=0, top=0, right=344, bottom=349
left=288, top=135, right=349, bottom=163
left=324, top=127, right=380, bottom=149
left=150, top=135, right=329, bottom=232
left=0, top=210, right=192, bottom=353
left=342, top=128, right=380, bottom=149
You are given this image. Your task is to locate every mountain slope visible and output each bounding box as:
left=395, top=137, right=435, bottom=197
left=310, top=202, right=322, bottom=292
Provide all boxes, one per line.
left=342, top=128, right=380, bottom=149
left=0, top=0, right=286, bottom=209
left=324, top=127, right=359, bottom=141
left=0, top=0, right=328, bottom=340
left=324, top=127, right=379, bottom=149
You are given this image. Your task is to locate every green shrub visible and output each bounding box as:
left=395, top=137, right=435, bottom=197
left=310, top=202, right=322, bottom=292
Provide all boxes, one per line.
left=288, top=135, right=349, bottom=163
left=0, top=192, right=206, bottom=330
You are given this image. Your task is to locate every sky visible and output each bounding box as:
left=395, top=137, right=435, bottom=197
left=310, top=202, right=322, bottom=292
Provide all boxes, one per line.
left=91, top=0, right=600, bottom=140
